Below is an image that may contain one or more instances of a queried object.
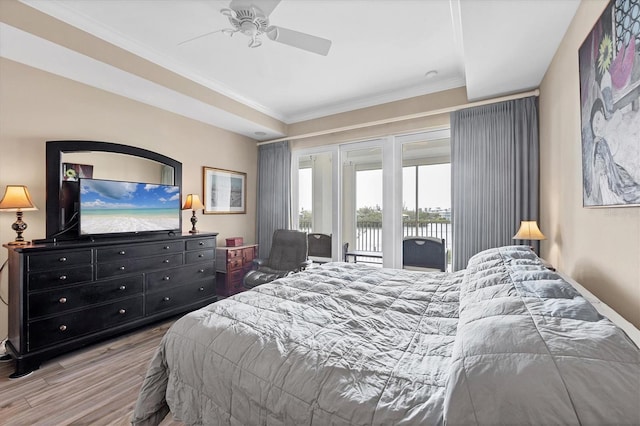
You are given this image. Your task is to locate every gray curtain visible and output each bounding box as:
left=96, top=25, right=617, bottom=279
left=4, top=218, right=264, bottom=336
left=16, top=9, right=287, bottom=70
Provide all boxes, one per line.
left=451, top=96, right=539, bottom=271
left=257, top=141, right=291, bottom=258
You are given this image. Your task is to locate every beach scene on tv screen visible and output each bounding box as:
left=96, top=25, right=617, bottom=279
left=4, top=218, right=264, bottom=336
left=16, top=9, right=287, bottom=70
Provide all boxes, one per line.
left=80, top=180, right=180, bottom=234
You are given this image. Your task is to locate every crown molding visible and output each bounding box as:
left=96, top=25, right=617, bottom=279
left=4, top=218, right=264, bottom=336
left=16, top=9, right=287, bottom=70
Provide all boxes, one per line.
left=283, top=76, right=466, bottom=124
left=19, top=0, right=288, bottom=123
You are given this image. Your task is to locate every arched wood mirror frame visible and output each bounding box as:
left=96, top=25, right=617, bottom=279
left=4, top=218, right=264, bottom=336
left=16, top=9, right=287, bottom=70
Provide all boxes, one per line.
left=45, top=140, right=182, bottom=241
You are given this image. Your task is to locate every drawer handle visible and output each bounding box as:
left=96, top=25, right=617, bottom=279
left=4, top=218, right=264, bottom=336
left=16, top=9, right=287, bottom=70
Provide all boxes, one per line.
left=119, top=285, right=126, bottom=291
left=198, top=269, right=205, bottom=273
left=162, top=276, right=170, bottom=281
left=119, top=309, right=126, bottom=315
left=59, top=297, right=67, bottom=304
left=119, top=250, right=126, bottom=255
left=59, top=275, right=67, bottom=281
left=198, top=254, right=204, bottom=258
left=59, top=257, right=67, bottom=262
left=59, top=325, right=67, bottom=332
left=164, top=246, right=170, bottom=250
left=199, top=241, right=205, bottom=246
left=163, top=296, right=170, bottom=302
left=163, top=259, right=170, bottom=263
left=198, top=287, right=204, bottom=292
left=119, top=266, right=126, bottom=271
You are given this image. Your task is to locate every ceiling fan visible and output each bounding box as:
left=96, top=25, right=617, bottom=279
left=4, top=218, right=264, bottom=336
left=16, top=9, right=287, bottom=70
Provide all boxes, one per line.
left=179, top=0, right=332, bottom=56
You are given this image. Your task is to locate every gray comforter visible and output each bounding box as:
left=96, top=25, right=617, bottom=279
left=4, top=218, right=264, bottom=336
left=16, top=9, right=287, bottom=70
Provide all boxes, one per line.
left=132, top=246, right=640, bottom=425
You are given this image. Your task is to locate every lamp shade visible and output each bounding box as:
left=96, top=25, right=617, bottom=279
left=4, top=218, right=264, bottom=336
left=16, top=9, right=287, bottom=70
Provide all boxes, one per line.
left=182, top=194, right=205, bottom=210
left=0, top=185, right=38, bottom=211
left=513, top=220, right=546, bottom=240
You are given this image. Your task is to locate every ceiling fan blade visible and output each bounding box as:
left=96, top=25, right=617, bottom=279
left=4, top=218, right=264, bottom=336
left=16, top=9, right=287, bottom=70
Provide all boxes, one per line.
left=266, top=26, right=331, bottom=56
left=229, top=0, right=281, bottom=16
left=178, top=29, right=224, bottom=46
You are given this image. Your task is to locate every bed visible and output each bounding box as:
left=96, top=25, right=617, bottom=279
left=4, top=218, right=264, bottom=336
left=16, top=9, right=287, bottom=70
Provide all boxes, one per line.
left=131, top=246, right=640, bottom=425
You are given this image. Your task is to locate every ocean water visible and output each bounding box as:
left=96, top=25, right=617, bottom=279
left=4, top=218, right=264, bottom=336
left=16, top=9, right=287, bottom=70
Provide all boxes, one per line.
left=82, top=208, right=177, bottom=217
left=81, top=208, right=179, bottom=234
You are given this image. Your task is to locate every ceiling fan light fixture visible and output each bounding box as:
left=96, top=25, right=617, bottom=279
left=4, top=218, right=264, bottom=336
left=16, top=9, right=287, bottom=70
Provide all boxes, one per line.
left=240, top=21, right=259, bottom=37
left=220, top=8, right=236, bottom=18
left=248, top=37, right=262, bottom=48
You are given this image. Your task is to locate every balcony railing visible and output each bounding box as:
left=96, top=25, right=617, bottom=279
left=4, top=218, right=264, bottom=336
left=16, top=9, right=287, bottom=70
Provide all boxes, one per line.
left=298, top=220, right=452, bottom=254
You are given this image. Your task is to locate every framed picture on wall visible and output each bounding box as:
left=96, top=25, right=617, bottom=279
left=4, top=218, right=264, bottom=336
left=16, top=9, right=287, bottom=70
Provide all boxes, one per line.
left=578, top=0, right=640, bottom=207
left=203, top=167, right=246, bottom=214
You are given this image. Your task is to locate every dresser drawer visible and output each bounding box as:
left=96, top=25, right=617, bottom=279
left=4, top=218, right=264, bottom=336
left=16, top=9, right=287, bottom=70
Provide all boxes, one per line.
left=186, top=238, right=215, bottom=251
left=242, top=247, right=256, bottom=262
left=145, top=279, right=216, bottom=314
left=216, top=269, right=246, bottom=297
left=28, top=266, right=94, bottom=291
left=227, top=258, right=244, bottom=271
left=146, top=263, right=215, bottom=292
left=185, top=249, right=215, bottom=264
left=28, top=295, right=144, bottom=351
left=27, top=250, right=92, bottom=272
left=229, top=278, right=246, bottom=296
left=28, top=275, right=144, bottom=319
left=97, top=253, right=183, bottom=278
left=96, top=241, right=183, bottom=262
left=228, top=268, right=244, bottom=285
left=226, top=249, right=242, bottom=260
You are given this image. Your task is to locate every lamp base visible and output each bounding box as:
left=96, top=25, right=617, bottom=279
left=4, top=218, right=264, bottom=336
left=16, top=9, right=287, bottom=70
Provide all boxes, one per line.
left=189, top=210, right=199, bottom=234
left=9, top=211, right=29, bottom=246
left=7, top=240, right=30, bottom=246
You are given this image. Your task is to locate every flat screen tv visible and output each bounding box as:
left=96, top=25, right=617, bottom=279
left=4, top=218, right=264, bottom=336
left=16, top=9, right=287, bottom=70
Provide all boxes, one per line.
left=79, top=178, right=181, bottom=236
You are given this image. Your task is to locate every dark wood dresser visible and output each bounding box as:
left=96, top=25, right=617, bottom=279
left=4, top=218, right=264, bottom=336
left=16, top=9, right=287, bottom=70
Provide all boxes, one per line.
left=215, top=244, right=258, bottom=297
left=4, top=232, right=218, bottom=378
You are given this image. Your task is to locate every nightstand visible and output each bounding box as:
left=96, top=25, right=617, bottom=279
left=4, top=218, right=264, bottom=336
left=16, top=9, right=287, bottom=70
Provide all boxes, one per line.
left=215, top=244, right=258, bottom=297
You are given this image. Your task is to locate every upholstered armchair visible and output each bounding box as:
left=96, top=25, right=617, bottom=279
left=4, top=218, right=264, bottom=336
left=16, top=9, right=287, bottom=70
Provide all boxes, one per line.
left=243, top=229, right=310, bottom=289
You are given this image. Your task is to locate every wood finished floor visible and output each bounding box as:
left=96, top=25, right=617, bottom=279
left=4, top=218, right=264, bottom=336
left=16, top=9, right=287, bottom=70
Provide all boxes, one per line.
left=0, top=319, right=183, bottom=425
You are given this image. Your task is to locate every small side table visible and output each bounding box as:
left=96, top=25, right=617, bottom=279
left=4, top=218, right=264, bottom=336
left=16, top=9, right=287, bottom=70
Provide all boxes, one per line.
left=215, top=244, right=258, bottom=297
left=344, top=250, right=383, bottom=264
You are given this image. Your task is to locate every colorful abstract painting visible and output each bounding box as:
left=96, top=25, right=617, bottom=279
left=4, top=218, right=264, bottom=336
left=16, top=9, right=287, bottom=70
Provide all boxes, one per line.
left=579, top=0, right=640, bottom=207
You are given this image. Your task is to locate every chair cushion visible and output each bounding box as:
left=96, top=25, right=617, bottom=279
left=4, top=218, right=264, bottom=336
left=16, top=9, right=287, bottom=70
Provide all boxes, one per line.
left=243, top=268, right=291, bottom=289
left=268, top=230, right=308, bottom=271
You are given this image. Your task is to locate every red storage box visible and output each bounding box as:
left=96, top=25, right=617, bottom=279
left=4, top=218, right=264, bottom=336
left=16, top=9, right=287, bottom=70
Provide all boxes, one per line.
left=226, top=237, right=244, bottom=247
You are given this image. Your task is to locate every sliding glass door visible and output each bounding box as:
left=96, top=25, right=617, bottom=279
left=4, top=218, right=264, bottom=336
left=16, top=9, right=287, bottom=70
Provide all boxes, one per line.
left=297, top=152, right=333, bottom=235
left=292, top=130, right=450, bottom=269
left=292, top=146, right=341, bottom=261
left=341, top=144, right=384, bottom=263
left=400, top=132, right=452, bottom=269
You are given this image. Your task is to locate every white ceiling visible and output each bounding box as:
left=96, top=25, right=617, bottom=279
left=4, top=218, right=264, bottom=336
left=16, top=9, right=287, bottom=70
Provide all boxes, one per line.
left=5, top=0, right=580, bottom=140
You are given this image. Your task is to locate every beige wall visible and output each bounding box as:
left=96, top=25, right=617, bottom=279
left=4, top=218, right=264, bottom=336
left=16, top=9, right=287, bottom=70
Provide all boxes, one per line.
left=288, top=87, right=468, bottom=147
left=0, top=58, right=259, bottom=340
left=540, top=0, right=640, bottom=328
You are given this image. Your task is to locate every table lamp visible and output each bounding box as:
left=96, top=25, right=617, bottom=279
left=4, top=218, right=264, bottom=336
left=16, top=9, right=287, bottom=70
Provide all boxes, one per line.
left=182, top=194, right=205, bottom=234
left=513, top=220, right=545, bottom=253
left=0, top=185, right=38, bottom=245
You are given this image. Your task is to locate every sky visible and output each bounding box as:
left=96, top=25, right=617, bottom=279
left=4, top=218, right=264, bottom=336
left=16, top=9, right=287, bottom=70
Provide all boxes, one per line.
left=80, top=179, right=180, bottom=209
left=298, top=163, right=451, bottom=212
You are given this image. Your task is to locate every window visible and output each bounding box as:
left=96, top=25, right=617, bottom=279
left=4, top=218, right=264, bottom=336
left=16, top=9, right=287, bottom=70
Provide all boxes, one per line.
left=292, top=130, right=450, bottom=268
left=401, top=135, right=452, bottom=269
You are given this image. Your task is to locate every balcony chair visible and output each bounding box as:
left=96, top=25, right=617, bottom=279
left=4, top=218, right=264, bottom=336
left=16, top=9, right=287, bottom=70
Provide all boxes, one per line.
left=402, top=236, right=446, bottom=272
left=243, top=229, right=310, bottom=289
left=308, top=233, right=332, bottom=264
